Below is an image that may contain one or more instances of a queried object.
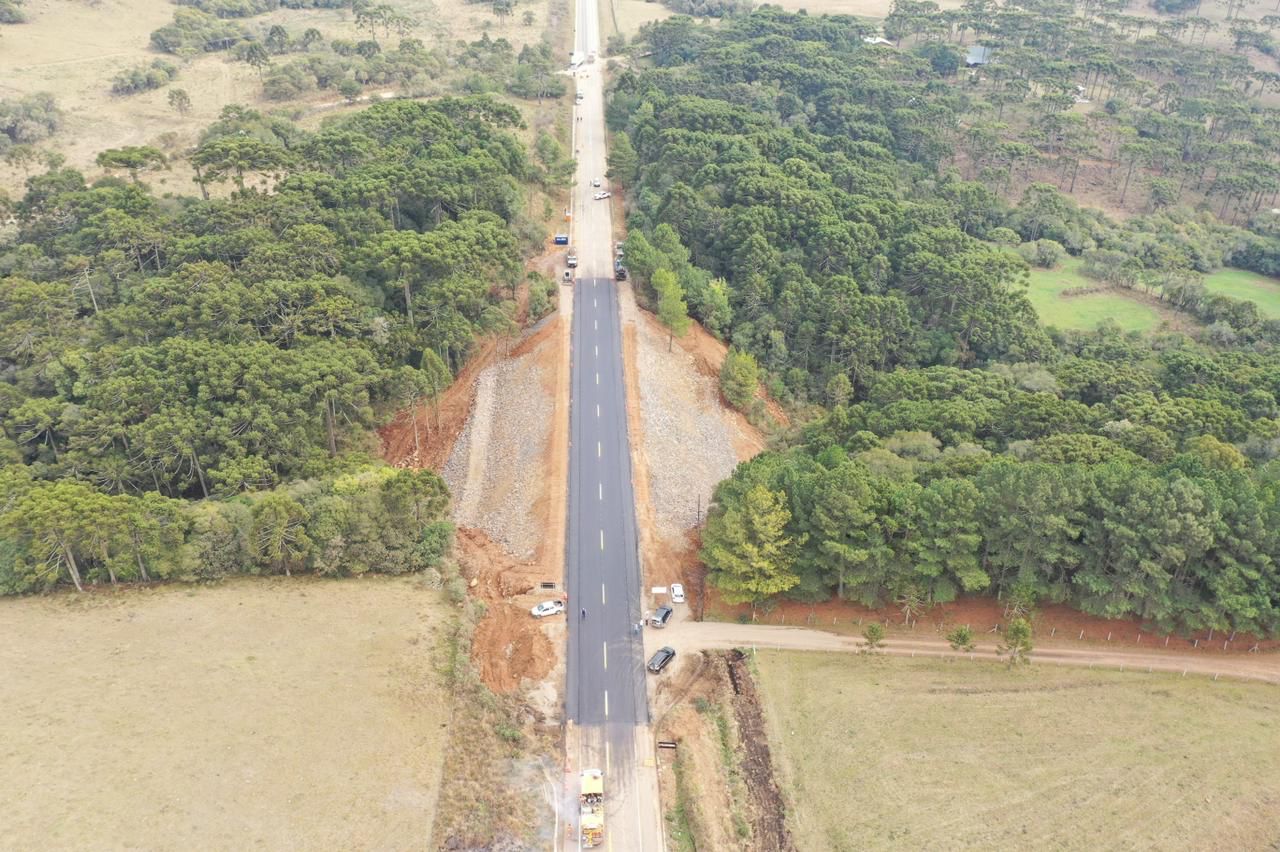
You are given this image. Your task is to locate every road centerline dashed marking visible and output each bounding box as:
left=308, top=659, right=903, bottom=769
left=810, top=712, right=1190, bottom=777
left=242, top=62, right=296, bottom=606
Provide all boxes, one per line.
left=603, top=640, right=608, bottom=669
left=599, top=481, right=603, bottom=501
left=600, top=529, right=605, bottom=550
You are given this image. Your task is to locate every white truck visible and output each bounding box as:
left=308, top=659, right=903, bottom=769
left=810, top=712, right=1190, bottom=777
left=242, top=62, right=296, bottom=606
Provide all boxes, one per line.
left=570, top=50, right=584, bottom=69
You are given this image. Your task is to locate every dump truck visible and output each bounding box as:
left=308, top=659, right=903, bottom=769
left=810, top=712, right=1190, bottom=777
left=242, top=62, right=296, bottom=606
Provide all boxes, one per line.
left=580, top=769, right=604, bottom=847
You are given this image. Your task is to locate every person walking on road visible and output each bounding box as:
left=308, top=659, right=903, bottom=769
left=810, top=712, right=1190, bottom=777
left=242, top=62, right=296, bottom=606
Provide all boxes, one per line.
left=581, top=608, right=587, bottom=620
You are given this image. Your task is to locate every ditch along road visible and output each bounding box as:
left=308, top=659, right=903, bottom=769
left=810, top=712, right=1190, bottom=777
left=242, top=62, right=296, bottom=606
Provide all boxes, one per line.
left=645, top=617, right=1280, bottom=685
left=561, top=0, right=665, bottom=848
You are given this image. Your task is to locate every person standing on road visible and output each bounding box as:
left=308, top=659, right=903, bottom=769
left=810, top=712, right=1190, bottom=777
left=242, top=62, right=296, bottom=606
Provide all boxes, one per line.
left=581, top=608, right=587, bottom=620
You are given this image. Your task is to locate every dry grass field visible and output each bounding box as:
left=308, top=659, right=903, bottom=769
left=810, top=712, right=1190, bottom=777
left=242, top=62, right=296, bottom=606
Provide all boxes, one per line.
left=755, top=651, right=1280, bottom=851
left=0, top=0, right=560, bottom=194
left=0, top=576, right=452, bottom=850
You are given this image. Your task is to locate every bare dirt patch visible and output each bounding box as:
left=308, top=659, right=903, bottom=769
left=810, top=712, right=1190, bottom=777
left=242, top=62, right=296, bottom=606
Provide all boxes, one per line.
left=704, top=590, right=1280, bottom=658
left=655, top=650, right=794, bottom=851
left=755, top=651, right=1280, bottom=850
left=453, top=526, right=559, bottom=695
left=0, top=575, right=450, bottom=850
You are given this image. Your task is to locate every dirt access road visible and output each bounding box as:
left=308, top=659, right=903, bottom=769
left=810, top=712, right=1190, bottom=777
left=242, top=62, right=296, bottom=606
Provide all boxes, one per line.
left=648, top=617, right=1280, bottom=685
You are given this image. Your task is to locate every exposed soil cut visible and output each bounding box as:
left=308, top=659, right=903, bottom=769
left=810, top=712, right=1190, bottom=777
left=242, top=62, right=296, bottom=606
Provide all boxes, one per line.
left=380, top=337, right=499, bottom=472
left=442, top=318, right=561, bottom=563
left=654, top=653, right=742, bottom=850
left=725, top=650, right=794, bottom=851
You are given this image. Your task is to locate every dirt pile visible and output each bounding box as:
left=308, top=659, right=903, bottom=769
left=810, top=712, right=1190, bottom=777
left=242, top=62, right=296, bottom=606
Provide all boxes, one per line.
left=725, top=650, right=794, bottom=851
left=454, top=527, right=558, bottom=694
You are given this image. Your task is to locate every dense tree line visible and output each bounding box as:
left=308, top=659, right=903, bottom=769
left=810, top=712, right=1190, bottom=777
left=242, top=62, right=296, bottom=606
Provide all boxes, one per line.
left=617, top=11, right=1280, bottom=634
left=0, top=96, right=536, bottom=592
left=0, top=465, right=451, bottom=593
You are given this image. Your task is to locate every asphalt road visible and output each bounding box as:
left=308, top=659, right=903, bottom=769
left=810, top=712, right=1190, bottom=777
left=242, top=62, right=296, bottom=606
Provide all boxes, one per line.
left=563, top=1, right=664, bottom=848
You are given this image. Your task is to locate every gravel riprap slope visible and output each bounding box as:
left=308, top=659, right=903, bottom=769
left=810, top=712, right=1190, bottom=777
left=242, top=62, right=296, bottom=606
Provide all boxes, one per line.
left=622, top=292, right=743, bottom=541
left=442, top=343, right=553, bottom=561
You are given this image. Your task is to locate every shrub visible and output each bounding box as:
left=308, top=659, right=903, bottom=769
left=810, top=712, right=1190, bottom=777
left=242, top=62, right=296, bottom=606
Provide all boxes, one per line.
left=1017, top=238, right=1067, bottom=268
left=176, top=0, right=279, bottom=18
left=111, top=60, right=180, bottom=96
left=0, top=0, right=26, bottom=23
left=0, top=94, right=61, bottom=151
left=151, top=8, right=249, bottom=53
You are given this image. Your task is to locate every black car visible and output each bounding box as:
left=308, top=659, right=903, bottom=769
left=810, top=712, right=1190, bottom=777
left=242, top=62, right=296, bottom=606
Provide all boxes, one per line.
left=614, top=263, right=628, bottom=281
left=650, top=605, right=673, bottom=628
left=647, top=646, right=676, bottom=673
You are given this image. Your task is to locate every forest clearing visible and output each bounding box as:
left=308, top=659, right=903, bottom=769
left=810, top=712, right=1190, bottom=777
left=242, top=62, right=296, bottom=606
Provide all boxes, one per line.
left=0, top=576, right=451, bottom=849
left=756, top=651, right=1280, bottom=850
left=1026, top=257, right=1280, bottom=330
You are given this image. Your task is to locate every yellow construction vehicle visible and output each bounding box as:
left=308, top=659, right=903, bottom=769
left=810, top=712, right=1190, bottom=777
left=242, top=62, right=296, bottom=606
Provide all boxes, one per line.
left=579, top=768, right=604, bottom=848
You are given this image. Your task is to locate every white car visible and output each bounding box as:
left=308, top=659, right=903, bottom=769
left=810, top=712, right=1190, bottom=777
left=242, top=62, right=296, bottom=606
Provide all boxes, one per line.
left=592, top=191, right=612, bottom=200
left=591, top=177, right=602, bottom=187
left=670, top=583, right=685, bottom=604
left=531, top=600, right=565, bottom=618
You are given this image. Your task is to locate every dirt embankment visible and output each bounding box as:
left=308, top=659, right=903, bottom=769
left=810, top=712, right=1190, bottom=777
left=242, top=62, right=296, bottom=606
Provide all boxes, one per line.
left=654, top=650, right=794, bottom=851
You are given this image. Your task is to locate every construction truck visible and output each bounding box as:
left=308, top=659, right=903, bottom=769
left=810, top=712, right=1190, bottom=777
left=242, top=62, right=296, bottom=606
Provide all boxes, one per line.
left=580, top=769, right=604, bottom=848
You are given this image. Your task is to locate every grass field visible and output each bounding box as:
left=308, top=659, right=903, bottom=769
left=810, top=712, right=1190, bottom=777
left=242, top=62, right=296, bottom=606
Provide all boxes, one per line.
left=0, top=576, right=451, bottom=849
left=0, top=0, right=560, bottom=195
left=756, top=651, right=1280, bottom=851
left=1203, top=268, right=1280, bottom=318
left=1025, top=256, right=1170, bottom=332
